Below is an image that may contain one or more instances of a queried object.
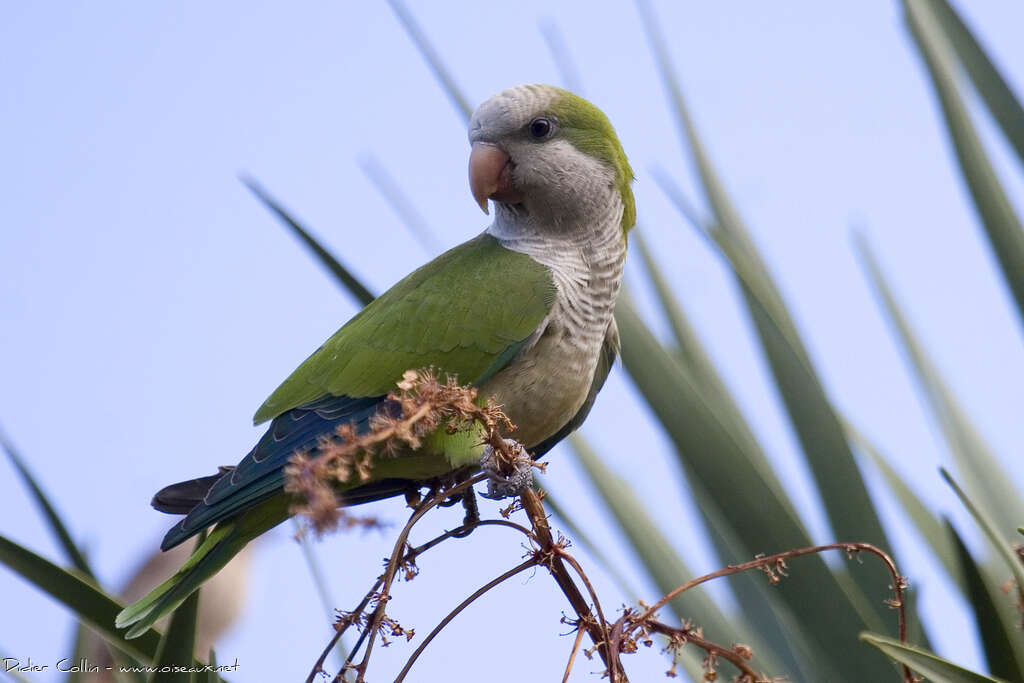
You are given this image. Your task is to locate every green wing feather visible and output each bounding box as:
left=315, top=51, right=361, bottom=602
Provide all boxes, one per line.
left=254, top=233, right=557, bottom=424
left=118, top=234, right=556, bottom=638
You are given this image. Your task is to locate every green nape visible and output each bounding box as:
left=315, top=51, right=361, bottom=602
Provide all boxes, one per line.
left=552, top=89, right=636, bottom=233
left=253, top=233, right=556, bottom=424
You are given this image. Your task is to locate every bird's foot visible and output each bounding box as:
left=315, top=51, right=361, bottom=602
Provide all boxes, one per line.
left=451, top=487, right=480, bottom=537
left=404, top=486, right=423, bottom=509
left=432, top=467, right=475, bottom=508
left=436, top=492, right=463, bottom=508
left=479, top=438, right=532, bottom=500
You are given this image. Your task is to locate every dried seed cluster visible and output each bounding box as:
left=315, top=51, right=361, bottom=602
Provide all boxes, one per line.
left=284, top=369, right=513, bottom=534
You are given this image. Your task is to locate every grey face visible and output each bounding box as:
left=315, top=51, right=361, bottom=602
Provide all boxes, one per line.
left=469, top=85, right=557, bottom=145
left=470, top=85, right=619, bottom=234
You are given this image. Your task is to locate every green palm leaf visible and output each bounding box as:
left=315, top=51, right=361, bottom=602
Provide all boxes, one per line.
left=854, top=232, right=1024, bottom=540
left=150, top=587, right=200, bottom=683
left=0, top=534, right=162, bottom=663
left=941, top=469, right=1024, bottom=601
left=386, top=0, right=472, bottom=123
left=926, top=0, right=1024, bottom=168
left=241, top=176, right=375, bottom=307
left=946, top=520, right=1024, bottom=681
left=903, top=0, right=1024, bottom=330
left=569, top=435, right=762, bottom=679
left=616, top=296, right=890, bottom=679
left=0, top=535, right=226, bottom=680
left=634, top=0, right=896, bottom=635
left=846, top=419, right=961, bottom=590
left=862, top=632, right=1009, bottom=683
left=1, top=427, right=93, bottom=578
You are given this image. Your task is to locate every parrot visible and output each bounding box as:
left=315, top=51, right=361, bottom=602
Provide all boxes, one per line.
left=116, top=83, right=635, bottom=638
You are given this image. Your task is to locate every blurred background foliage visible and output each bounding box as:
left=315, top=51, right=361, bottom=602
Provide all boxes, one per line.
left=2, top=1, right=1023, bottom=681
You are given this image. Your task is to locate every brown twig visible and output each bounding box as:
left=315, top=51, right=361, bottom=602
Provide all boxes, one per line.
left=304, top=473, right=488, bottom=683
left=561, top=615, right=589, bottom=683
left=638, top=543, right=907, bottom=642
left=307, top=478, right=912, bottom=682
left=407, top=517, right=535, bottom=558
left=519, top=487, right=626, bottom=682
left=394, top=558, right=538, bottom=681
left=305, top=575, right=381, bottom=682
left=349, top=474, right=487, bottom=683
left=619, top=542, right=912, bottom=683
left=557, top=548, right=613, bottom=640
left=287, top=369, right=513, bottom=535
left=645, top=619, right=763, bottom=682
left=296, top=373, right=913, bottom=682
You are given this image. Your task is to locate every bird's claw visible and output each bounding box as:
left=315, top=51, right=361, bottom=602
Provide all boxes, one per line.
left=479, top=438, right=532, bottom=499
left=437, top=493, right=463, bottom=508
left=451, top=487, right=479, bottom=537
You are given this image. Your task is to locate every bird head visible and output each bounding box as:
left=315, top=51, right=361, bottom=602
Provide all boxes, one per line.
left=468, top=84, right=635, bottom=235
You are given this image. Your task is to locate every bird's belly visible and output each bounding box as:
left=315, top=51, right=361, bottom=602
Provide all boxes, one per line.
left=478, top=319, right=599, bottom=449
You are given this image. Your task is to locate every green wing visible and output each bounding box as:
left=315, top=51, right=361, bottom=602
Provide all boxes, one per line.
left=254, top=233, right=557, bottom=424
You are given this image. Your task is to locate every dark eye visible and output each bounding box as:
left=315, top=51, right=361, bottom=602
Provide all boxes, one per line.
left=528, top=117, right=554, bottom=139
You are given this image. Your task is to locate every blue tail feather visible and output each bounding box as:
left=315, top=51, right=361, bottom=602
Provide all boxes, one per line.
left=161, top=395, right=387, bottom=550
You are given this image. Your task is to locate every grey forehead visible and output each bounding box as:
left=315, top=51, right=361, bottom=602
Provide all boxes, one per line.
left=468, top=85, right=555, bottom=143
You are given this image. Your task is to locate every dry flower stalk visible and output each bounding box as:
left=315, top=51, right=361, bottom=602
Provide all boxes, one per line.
left=292, top=371, right=916, bottom=683
left=284, top=368, right=515, bottom=534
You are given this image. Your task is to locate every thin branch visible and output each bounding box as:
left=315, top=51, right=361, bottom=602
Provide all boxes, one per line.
left=349, top=475, right=486, bottom=683
left=561, top=617, right=589, bottom=683
left=646, top=620, right=762, bottom=682
left=622, top=542, right=912, bottom=683
left=643, top=543, right=906, bottom=640
left=519, top=488, right=626, bottom=682
left=305, top=575, right=380, bottom=683
left=394, top=559, right=537, bottom=682
left=296, top=376, right=911, bottom=682
left=304, top=473, right=487, bottom=683
left=556, top=549, right=611, bottom=636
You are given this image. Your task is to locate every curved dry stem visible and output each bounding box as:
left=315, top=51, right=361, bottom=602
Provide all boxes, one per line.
left=303, top=468, right=917, bottom=683
left=401, top=517, right=534, bottom=563
left=647, top=620, right=763, bottom=682
left=304, top=473, right=489, bottom=683
left=394, top=558, right=537, bottom=682
left=348, top=474, right=487, bottom=682
left=305, top=573, right=383, bottom=683
left=519, top=488, right=626, bottom=682
left=556, top=548, right=612, bottom=641
left=561, top=617, right=589, bottom=683
left=625, top=542, right=912, bottom=683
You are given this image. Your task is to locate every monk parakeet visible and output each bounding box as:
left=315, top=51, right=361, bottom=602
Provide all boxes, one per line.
left=116, top=84, right=635, bottom=637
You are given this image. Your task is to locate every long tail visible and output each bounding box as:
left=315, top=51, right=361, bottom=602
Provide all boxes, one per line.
left=115, top=495, right=289, bottom=638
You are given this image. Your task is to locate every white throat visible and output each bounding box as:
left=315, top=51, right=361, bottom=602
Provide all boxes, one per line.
left=484, top=144, right=628, bottom=287
left=479, top=183, right=627, bottom=448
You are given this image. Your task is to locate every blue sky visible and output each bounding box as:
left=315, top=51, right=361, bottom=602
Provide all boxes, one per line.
left=3, top=1, right=1024, bottom=680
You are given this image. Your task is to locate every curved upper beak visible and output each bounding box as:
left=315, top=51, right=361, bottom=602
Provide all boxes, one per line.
left=468, top=142, right=523, bottom=214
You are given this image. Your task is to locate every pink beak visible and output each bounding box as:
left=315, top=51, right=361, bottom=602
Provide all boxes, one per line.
left=468, top=142, right=523, bottom=214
